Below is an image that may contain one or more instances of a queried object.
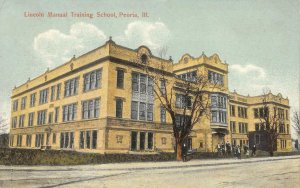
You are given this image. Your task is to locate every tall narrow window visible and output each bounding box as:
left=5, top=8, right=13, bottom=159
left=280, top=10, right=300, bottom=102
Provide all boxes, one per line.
left=147, top=104, right=153, bottom=121
left=80, top=131, right=84, bottom=149
left=131, top=101, right=138, bottom=120
left=50, top=86, right=56, bottom=101
left=160, top=106, right=166, bottom=123
left=132, top=73, right=139, bottom=92
left=86, top=131, right=91, bottom=149
left=13, top=100, right=18, bottom=111
left=48, top=112, right=53, bottom=124
left=21, top=97, right=26, bottom=110
left=116, top=98, right=123, bottom=118
left=160, top=80, right=166, bottom=95
left=92, top=130, right=97, bottom=149
left=28, top=112, right=34, bottom=127
left=54, top=107, right=59, bottom=123
left=30, top=93, right=36, bottom=107
left=56, top=84, right=61, bottom=100
left=148, top=132, right=153, bottom=149
left=131, top=131, right=137, bottom=151
left=117, top=69, right=124, bottom=88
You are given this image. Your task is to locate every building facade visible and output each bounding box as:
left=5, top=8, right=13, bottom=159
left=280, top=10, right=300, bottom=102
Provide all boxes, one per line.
left=9, top=38, right=292, bottom=153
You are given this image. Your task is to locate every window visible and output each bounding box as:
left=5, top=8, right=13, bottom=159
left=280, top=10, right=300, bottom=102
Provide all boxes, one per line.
left=82, top=99, right=100, bottom=119
left=175, top=114, right=191, bottom=127
left=148, top=132, right=153, bottom=149
left=278, top=108, right=285, bottom=119
left=177, top=71, right=197, bottom=82
left=26, top=135, right=32, bottom=147
left=19, top=115, right=25, bottom=128
left=286, top=110, right=289, bottom=120
left=140, top=132, right=145, bottom=150
left=28, top=112, right=34, bottom=127
left=287, top=124, right=289, bottom=134
left=131, top=101, right=138, bottom=120
left=12, top=117, right=17, bottom=128
left=141, top=54, right=148, bottom=64
left=160, top=80, right=166, bottom=95
left=39, top=88, right=48, bottom=104
left=147, top=104, right=153, bottom=121
left=79, top=130, right=97, bottom=149
left=254, top=107, right=268, bottom=118
left=131, top=131, right=137, bottom=150
left=211, top=94, right=227, bottom=109
left=64, top=77, right=79, bottom=97
left=160, top=106, right=166, bottom=123
left=30, top=93, right=36, bottom=107
left=140, top=74, right=146, bottom=94
left=54, top=107, right=59, bottom=123
left=10, top=135, right=14, bottom=147
left=13, top=100, right=18, bottom=111
left=238, top=123, right=248, bottom=133
left=131, top=72, right=154, bottom=121
left=208, top=70, right=224, bottom=85
left=52, top=133, right=56, bottom=144
left=35, top=133, right=44, bottom=148
left=279, top=124, right=285, bottom=133
left=280, top=139, right=287, bottom=149
left=60, top=132, right=74, bottom=149
left=176, top=94, right=192, bottom=109
left=116, top=69, right=124, bottom=88
left=56, top=84, right=61, bottom=100
left=230, top=105, right=235, bottom=116
left=63, top=103, right=77, bottom=122
left=80, top=131, right=84, bottom=149
left=238, top=107, right=247, bottom=118
left=147, top=77, right=154, bottom=95
left=48, top=112, right=53, bottom=124
left=21, top=96, right=26, bottom=110
left=139, top=102, right=146, bottom=120
left=230, top=121, right=236, bottom=133
left=132, top=73, right=139, bottom=92
left=116, top=98, right=123, bottom=118
left=84, top=69, right=102, bottom=91
left=50, top=86, right=56, bottom=101
left=211, top=110, right=227, bottom=124
left=92, top=130, right=97, bottom=149
left=37, top=110, right=47, bottom=125
left=17, top=135, right=22, bottom=147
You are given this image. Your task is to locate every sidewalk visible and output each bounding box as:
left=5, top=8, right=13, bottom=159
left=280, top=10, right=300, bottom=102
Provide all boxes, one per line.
left=0, top=155, right=299, bottom=171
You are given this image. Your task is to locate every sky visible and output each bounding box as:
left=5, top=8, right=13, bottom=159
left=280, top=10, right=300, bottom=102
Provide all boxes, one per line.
left=0, top=0, right=299, bottom=135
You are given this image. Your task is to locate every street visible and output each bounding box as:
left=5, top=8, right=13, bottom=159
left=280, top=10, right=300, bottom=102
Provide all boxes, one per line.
left=0, top=156, right=299, bottom=188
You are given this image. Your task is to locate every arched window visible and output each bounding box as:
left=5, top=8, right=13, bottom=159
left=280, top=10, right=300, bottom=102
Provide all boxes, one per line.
left=141, top=54, right=148, bottom=64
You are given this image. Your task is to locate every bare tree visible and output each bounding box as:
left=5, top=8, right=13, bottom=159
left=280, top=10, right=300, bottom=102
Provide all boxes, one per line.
left=258, top=89, right=281, bottom=156
left=139, top=50, right=219, bottom=161
left=292, top=111, right=300, bottom=136
left=0, top=117, right=8, bottom=134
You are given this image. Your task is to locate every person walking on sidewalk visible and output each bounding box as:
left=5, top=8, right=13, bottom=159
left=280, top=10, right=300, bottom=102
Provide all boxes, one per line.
left=237, top=145, right=241, bottom=159
left=252, top=144, right=256, bottom=157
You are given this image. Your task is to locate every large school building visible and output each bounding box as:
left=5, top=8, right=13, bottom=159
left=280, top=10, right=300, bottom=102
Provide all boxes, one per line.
left=9, top=38, right=292, bottom=153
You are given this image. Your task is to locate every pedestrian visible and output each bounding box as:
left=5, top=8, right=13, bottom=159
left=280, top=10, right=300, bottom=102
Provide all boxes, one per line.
left=182, top=143, right=187, bottom=162
left=246, top=145, right=250, bottom=158
left=237, top=145, right=241, bottom=159
left=252, top=144, right=256, bottom=157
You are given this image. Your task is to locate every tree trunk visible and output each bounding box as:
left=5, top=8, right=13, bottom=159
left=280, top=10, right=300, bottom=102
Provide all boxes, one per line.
left=176, top=142, right=183, bottom=161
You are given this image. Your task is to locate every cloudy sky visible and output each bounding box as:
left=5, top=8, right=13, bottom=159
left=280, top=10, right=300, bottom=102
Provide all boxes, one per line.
left=0, top=0, right=299, bottom=135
